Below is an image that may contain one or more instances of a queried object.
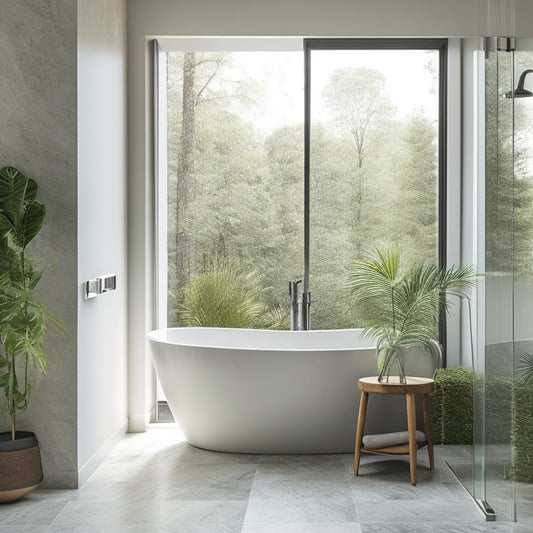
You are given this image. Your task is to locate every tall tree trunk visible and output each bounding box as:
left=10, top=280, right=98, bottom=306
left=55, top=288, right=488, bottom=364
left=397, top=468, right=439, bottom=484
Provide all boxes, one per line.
left=176, top=52, right=196, bottom=288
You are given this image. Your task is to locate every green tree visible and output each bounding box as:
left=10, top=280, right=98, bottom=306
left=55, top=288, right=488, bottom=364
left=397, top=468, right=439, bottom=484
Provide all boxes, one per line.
left=393, top=111, right=438, bottom=265
left=485, top=55, right=533, bottom=276
left=322, top=67, right=398, bottom=258
left=165, top=52, right=444, bottom=330
left=322, top=67, right=393, bottom=169
left=263, top=125, right=304, bottom=310
left=309, top=125, right=356, bottom=328
left=168, top=52, right=233, bottom=290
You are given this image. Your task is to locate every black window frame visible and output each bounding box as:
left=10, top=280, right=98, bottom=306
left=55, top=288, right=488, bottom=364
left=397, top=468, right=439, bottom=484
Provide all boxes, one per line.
left=303, top=38, right=448, bottom=358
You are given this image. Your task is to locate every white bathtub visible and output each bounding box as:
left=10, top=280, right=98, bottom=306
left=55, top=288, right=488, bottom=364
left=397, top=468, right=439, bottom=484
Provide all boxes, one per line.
left=147, top=327, right=416, bottom=453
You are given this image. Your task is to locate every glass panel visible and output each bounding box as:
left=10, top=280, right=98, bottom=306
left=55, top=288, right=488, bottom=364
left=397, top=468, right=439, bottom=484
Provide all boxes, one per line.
left=166, top=50, right=303, bottom=329
left=478, top=45, right=515, bottom=520
left=467, top=41, right=533, bottom=523
left=472, top=50, right=487, bottom=503
left=308, top=48, right=440, bottom=329
left=512, top=47, right=533, bottom=521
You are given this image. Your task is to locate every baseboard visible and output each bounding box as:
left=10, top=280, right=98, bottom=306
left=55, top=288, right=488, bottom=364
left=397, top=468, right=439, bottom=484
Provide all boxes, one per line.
left=40, top=469, right=79, bottom=490
left=148, top=403, right=156, bottom=424
left=128, top=408, right=153, bottom=433
left=77, top=418, right=128, bottom=487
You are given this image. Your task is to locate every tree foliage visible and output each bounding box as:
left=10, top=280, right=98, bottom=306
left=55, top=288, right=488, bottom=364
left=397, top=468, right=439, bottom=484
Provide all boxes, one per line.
left=164, top=51, right=510, bottom=330
left=485, top=53, right=533, bottom=276
left=322, top=67, right=394, bottom=169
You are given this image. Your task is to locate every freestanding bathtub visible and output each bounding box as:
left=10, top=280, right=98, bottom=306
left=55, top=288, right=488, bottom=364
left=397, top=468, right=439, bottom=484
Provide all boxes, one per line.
left=147, top=327, right=418, bottom=453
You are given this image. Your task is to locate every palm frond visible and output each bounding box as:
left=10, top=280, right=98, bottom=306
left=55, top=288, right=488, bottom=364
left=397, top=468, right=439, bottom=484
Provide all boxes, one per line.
left=347, top=248, right=478, bottom=355
left=437, top=264, right=478, bottom=307
left=371, top=247, right=400, bottom=282
left=347, top=247, right=400, bottom=290
left=517, top=352, right=533, bottom=384
left=347, top=262, right=394, bottom=302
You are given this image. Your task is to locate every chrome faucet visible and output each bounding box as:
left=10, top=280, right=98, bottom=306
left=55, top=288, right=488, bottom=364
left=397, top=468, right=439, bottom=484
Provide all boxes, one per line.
left=289, top=280, right=301, bottom=330
left=301, top=290, right=311, bottom=330
left=289, top=279, right=311, bottom=330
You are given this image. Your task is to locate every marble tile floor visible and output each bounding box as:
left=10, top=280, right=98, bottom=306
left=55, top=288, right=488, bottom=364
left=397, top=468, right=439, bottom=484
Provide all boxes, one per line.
left=1, top=424, right=532, bottom=533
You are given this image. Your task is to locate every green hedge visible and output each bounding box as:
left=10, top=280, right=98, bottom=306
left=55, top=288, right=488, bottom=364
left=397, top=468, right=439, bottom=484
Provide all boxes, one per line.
left=431, top=367, right=474, bottom=445
left=513, top=383, right=533, bottom=482
left=430, top=366, right=533, bottom=482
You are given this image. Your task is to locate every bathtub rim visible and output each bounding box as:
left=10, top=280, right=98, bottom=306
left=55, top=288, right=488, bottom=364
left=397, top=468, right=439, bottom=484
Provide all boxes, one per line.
left=147, top=327, right=376, bottom=353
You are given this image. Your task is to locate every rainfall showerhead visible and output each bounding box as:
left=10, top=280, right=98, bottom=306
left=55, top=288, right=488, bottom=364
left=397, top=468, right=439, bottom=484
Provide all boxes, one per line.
left=503, top=69, right=533, bottom=98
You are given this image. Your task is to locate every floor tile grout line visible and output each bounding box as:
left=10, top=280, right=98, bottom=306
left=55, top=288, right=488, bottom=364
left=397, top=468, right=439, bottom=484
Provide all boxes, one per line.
left=343, top=451, right=363, bottom=526
left=44, top=492, right=79, bottom=532
left=350, top=470, right=363, bottom=525
left=240, top=456, right=262, bottom=532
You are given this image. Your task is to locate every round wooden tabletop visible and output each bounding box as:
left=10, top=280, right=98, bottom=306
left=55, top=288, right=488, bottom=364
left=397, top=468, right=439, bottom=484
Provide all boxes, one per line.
left=357, top=376, right=434, bottom=395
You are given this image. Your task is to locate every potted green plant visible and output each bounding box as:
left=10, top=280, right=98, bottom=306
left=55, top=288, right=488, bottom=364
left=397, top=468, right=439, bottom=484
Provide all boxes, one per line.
left=346, top=248, right=477, bottom=383
left=0, top=166, right=57, bottom=503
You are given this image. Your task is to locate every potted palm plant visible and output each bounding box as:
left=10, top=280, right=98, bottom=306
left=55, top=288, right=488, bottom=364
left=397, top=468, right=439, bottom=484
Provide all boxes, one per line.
left=0, top=166, right=57, bottom=503
left=347, top=248, right=477, bottom=383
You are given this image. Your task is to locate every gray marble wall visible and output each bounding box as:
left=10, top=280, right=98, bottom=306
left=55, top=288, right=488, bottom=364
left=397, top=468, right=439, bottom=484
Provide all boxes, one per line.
left=0, top=0, right=79, bottom=488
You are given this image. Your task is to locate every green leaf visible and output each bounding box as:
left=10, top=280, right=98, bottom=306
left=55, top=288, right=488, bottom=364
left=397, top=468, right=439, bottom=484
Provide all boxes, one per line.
left=15, top=200, right=45, bottom=247
left=0, top=167, right=37, bottom=229
left=0, top=211, right=12, bottom=240
left=28, top=270, right=43, bottom=289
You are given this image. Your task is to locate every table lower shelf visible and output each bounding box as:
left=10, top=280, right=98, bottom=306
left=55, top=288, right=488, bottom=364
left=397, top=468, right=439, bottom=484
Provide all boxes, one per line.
left=361, top=441, right=427, bottom=455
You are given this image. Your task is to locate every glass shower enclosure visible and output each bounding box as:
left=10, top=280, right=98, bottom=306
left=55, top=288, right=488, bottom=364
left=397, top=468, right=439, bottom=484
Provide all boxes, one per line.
left=454, top=36, right=533, bottom=522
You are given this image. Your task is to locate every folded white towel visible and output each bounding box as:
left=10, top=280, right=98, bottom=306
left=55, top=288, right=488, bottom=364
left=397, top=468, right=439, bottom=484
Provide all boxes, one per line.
left=362, top=430, right=427, bottom=448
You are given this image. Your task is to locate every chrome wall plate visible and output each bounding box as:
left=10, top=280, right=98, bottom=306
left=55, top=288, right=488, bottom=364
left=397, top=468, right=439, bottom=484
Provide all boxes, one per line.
left=98, top=274, right=116, bottom=293
left=84, top=274, right=116, bottom=299
left=85, top=278, right=101, bottom=299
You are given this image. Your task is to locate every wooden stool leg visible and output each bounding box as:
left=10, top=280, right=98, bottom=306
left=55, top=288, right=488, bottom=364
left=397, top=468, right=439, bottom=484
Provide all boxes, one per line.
left=422, top=393, right=434, bottom=470
left=406, top=392, right=417, bottom=486
left=354, top=391, right=368, bottom=475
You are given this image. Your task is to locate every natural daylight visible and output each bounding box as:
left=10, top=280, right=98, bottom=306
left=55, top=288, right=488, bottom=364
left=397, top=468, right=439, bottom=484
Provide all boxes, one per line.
left=2, top=2, right=533, bottom=530
left=166, top=48, right=440, bottom=330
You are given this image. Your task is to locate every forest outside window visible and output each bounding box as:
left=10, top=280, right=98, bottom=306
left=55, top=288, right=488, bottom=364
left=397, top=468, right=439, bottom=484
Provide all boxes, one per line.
left=155, top=38, right=446, bottom=331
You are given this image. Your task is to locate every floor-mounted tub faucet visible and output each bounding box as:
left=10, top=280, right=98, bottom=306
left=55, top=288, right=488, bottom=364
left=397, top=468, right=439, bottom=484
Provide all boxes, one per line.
left=289, top=279, right=311, bottom=331
left=289, top=280, right=301, bottom=330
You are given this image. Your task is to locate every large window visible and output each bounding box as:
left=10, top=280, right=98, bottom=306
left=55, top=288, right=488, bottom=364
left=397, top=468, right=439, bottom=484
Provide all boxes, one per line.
left=306, top=39, right=446, bottom=329
left=156, top=38, right=446, bottom=330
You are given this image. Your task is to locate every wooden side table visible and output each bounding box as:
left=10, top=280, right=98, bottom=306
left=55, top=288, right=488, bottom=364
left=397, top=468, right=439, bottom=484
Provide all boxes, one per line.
left=353, top=376, right=435, bottom=486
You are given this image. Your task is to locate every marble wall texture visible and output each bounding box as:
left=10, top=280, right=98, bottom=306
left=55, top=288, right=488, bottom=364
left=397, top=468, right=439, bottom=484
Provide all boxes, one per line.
left=0, top=0, right=79, bottom=488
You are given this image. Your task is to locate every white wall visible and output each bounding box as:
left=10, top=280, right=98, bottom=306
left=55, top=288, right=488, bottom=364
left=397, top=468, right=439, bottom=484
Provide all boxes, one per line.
left=452, top=37, right=484, bottom=368
left=128, top=0, right=533, bottom=428
left=77, top=0, right=128, bottom=484
left=126, top=0, right=533, bottom=39
left=127, top=0, right=487, bottom=39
